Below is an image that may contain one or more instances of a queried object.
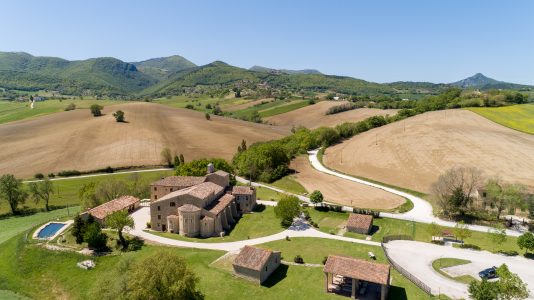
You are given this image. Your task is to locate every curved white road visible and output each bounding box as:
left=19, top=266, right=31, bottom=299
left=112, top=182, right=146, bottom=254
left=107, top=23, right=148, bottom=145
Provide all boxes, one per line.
left=307, top=149, right=522, bottom=237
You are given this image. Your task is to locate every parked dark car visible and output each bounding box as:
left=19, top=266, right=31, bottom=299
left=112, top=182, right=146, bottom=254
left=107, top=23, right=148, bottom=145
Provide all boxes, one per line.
left=479, top=267, right=498, bottom=279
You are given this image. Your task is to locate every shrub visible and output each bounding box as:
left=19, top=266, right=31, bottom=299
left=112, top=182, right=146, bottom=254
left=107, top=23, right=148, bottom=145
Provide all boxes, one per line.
left=47, top=173, right=55, bottom=178
left=90, top=104, right=103, bottom=117
left=104, top=166, right=114, bottom=173
left=112, top=110, right=125, bottom=122
left=64, top=103, right=76, bottom=111
left=185, top=104, right=195, bottom=110
left=84, top=222, right=108, bottom=251
left=146, top=221, right=151, bottom=229
left=57, top=170, right=81, bottom=177
left=294, top=255, right=304, bottom=264
left=275, top=195, right=301, bottom=227
left=34, top=173, right=44, bottom=180
left=127, top=236, right=144, bottom=251
left=322, top=256, right=328, bottom=265
left=205, top=113, right=210, bottom=120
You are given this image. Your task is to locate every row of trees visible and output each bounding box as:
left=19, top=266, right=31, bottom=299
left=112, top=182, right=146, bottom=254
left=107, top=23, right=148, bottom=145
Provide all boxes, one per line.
left=0, top=174, right=55, bottom=214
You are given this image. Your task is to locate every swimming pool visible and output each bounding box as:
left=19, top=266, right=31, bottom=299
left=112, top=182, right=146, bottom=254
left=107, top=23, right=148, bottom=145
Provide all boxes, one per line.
left=37, top=222, right=66, bottom=239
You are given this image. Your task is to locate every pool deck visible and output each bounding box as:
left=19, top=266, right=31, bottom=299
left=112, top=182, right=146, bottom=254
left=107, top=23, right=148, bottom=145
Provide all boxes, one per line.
left=32, top=220, right=73, bottom=241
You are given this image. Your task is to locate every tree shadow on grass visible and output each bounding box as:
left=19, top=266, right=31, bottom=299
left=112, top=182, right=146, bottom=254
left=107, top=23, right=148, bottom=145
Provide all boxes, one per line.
left=262, top=264, right=289, bottom=288
left=387, top=286, right=408, bottom=300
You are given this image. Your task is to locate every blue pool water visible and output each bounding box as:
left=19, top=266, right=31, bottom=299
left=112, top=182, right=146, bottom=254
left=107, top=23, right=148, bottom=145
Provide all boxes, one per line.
left=37, top=222, right=66, bottom=239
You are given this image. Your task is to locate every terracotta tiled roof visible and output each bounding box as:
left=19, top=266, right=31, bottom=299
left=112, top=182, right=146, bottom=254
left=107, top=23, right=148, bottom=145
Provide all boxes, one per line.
left=88, top=195, right=139, bottom=220
left=347, top=213, right=373, bottom=230
left=178, top=204, right=201, bottom=212
left=233, top=246, right=274, bottom=271
left=152, top=176, right=206, bottom=188
left=323, top=255, right=390, bottom=285
left=208, top=194, right=235, bottom=215
left=232, top=186, right=254, bottom=195
left=188, top=182, right=224, bottom=199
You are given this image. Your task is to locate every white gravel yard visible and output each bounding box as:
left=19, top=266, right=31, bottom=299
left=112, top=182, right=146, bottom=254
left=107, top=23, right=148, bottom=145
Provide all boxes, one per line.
left=384, top=240, right=534, bottom=299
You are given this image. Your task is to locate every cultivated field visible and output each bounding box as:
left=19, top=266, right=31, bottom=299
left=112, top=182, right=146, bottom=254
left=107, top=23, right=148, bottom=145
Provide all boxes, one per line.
left=324, top=109, right=534, bottom=193
left=290, top=156, right=405, bottom=210
left=0, top=102, right=288, bottom=178
left=466, top=103, right=534, bottom=134
left=265, top=101, right=397, bottom=129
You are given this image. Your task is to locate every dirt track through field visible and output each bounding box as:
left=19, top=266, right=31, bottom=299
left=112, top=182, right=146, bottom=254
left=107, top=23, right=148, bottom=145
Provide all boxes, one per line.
left=0, top=102, right=288, bottom=178
left=265, top=101, right=397, bottom=129
left=290, top=156, right=405, bottom=209
left=324, top=109, right=534, bottom=193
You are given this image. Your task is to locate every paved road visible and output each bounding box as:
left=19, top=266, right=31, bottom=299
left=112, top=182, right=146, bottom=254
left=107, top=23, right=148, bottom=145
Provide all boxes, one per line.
left=384, top=240, right=534, bottom=299
left=129, top=207, right=380, bottom=251
left=307, top=150, right=523, bottom=237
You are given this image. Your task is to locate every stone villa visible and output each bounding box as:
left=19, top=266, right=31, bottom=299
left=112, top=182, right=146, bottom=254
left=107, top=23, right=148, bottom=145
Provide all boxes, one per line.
left=149, top=164, right=256, bottom=237
left=233, top=245, right=281, bottom=284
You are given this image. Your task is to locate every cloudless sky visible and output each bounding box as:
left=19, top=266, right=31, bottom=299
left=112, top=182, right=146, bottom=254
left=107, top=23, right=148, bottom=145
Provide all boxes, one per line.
left=1, top=0, right=533, bottom=84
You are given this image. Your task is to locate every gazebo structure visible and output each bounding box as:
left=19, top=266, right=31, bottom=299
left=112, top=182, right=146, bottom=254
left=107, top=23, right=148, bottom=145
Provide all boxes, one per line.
left=323, top=255, right=390, bottom=300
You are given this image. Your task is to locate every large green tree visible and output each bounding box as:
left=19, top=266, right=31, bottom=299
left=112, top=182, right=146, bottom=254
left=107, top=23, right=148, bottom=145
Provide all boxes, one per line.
left=175, top=158, right=234, bottom=178
left=106, top=210, right=134, bottom=249
left=468, top=264, right=529, bottom=300
left=274, top=195, right=301, bottom=227
left=469, top=279, right=499, bottom=300
left=28, top=178, right=54, bottom=211
left=0, top=174, right=27, bottom=214
left=485, top=179, right=526, bottom=220
left=517, top=232, right=534, bottom=255
left=126, top=250, right=204, bottom=300
left=310, top=190, right=324, bottom=206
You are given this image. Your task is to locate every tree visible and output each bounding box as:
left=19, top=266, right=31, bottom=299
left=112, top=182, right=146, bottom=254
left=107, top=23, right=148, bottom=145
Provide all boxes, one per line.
left=175, top=158, right=234, bottom=176
left=90, top=104, right=103, bottom=117
left=0, top=174, right=27, bottom=215
left=431, top=167, right=483, bottom=217
left=79, top=182, right=99, bottom=209
left=112, top=110, right=125, bottom=122
left=240, top=139, right=247, bottom=152
left=427, top=222, right=443, bottom=241
left=84, top=222, right=108, bottom=251
left=126, top=250, right=204, bottom=300
left=28, top=178, right=54, bottom=211
left=485, top=178, right=526, bottom=220
left=489, top=225, right=507, bottom=250
left=180, top=154, right=185, bottom=164
left=95, top=179, right=129, bottom=202
left=161, top=147, right=173, bottom=167
left=174, top=155, right=181, bottom=167
left=469, top=279, right=499, bottom=300
left=128, top=173, right=151, bottom=199
left=71, top=214, right=87, bottom=244
left=517, top=232, right=534, bottom=254
left=205, top=113, right=210, bottom=120
left=274, top=195, right=301, bottom=227
left=310, top=190, right=324, bottom=206
left=469, top=264, right=529, bottom=300
left=106, top=210, right=134, bottom=249
left=454, top=221, right=472, bottom=243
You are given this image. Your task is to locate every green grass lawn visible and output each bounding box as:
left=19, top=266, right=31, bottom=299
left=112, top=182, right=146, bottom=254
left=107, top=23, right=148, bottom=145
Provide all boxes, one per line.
left=432, top=258, right=476, bottom=284
left=305, top=208, right=520, bottom=253
left=266, top=175, right=308, bottom=195
left=466, top=104, right=534, bottom=134
left=0, top=170, right=172, bottom=216
left=0, top=99, right=125, bottom=124
left=256, top=186, right=285, bottom=201
left=146, top=206, right=284, bottom=243
left=0, top=207, right=80, bottom=245
left=0, top=231, right=436, bottom=300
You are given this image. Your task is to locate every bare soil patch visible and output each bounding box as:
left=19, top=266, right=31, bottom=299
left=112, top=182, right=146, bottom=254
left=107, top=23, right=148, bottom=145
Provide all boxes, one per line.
left=290, top=156, right=405, bottom=210
left=265, top=101, right=397, bottom=129
left=324, top=110, right=534, bottom=193
left=0, top=102, right=288, bottom=178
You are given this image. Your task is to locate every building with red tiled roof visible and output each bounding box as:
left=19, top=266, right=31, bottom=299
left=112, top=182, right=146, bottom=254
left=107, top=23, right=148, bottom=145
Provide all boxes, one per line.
left=84, top=195, right=140, bottom=224
left=233, top=246, right=281, bottom=284
left=346, top=213, right=373, bottom=235
left=324, top=255, right=390, bottom=300
left=149, top=164, right=255, bottom=238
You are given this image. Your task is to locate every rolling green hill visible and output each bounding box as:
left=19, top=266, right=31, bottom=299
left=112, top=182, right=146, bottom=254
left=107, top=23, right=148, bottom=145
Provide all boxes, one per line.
left=0, top=52, right=155, bottom=95
left=132, top=55, right=196, bottom=80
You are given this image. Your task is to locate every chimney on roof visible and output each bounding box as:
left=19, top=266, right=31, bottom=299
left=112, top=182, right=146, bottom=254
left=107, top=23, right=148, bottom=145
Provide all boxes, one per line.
left=207, top=162, right=215, bottom=174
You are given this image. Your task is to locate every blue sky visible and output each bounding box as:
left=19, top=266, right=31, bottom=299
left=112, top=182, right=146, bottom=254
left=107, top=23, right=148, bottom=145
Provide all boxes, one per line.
left=1, top=0, right=533, bottom=84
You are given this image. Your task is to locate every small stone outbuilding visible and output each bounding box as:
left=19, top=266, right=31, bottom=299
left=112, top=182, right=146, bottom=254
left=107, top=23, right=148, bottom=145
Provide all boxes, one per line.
left=346, top=213, right=373, bottom=235
left=232, top=246, right=281, bottom=284
left=82, top=195, right=140, bottom=225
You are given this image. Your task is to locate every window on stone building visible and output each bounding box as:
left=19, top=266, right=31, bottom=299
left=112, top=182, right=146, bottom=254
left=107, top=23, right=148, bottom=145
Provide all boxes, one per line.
left=170, top=202, right=175, bottom=207
left=158, top=215, right=161, bottom=220
left=157, top=206, right=161, bottom=211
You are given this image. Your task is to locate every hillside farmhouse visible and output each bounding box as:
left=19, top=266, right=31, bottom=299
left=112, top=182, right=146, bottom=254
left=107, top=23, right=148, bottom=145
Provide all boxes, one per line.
left=233, top=245, right=281, bottom=284
left=149, top=164, right=256, bottom=237
left=82, top=195, right=140, bottom=225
